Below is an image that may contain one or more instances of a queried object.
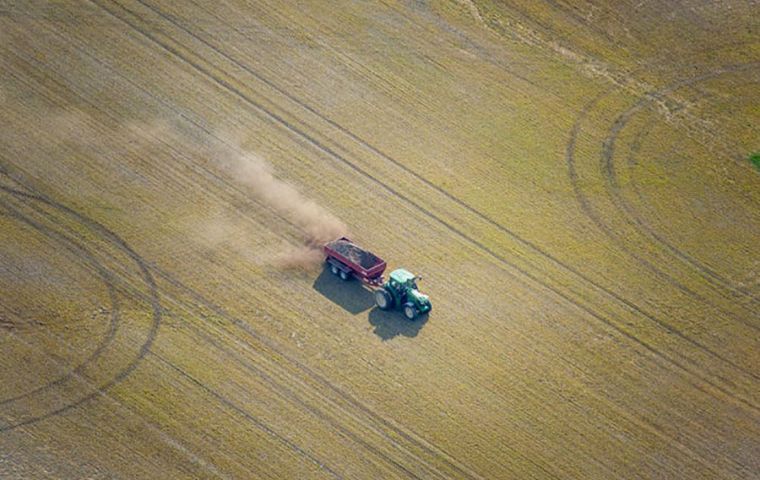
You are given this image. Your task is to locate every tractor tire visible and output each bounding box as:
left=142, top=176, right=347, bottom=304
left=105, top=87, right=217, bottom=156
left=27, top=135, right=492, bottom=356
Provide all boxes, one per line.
left=339, top=270, right=350, bottom=281
left=374, top=289, right=392, bottom=310
left=403, top=303, right=418, bottom=320
left=330, top=264, right=339, bottom=276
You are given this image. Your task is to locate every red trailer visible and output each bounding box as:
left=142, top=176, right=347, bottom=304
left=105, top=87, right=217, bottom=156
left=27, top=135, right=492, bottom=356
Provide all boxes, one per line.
left=323, top=237, right=386, bottom=286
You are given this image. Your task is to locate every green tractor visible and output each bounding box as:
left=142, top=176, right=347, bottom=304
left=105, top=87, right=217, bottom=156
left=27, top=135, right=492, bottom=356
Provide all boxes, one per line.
left=373, top=269, right=432, bottom=320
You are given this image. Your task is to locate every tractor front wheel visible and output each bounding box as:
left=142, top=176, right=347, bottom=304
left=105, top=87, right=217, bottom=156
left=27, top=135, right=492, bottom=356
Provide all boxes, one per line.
left=374, top=289, right=392, bottom=310
left=330, top=264, right=339, bottom=276
left=403, top=304, right=418, bottom=320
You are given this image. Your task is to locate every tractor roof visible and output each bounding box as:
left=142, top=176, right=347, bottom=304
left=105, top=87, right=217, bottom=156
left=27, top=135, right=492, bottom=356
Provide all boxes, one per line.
left=389, top=268, right=416, bottom=283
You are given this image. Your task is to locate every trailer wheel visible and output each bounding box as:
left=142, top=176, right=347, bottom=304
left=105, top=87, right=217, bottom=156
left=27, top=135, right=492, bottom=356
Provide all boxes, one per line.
left=339, top=270, right=350, bottom=281
left=374, top=289, right=392, bottom=310
left=330, top=264, right=339, bottom=276
left=403, top=303, right=418, bottom=320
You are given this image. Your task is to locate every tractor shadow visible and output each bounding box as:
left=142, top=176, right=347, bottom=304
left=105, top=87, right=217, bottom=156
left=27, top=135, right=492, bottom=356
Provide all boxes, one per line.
left=312, top=267, right=375, bottom=314
left=368, top=308, right=429, bottom=341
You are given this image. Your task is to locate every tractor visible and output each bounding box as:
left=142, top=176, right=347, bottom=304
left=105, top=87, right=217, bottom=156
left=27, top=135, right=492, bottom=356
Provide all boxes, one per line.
left=373, top=268, right=432, bottom=320
left=323, top=237, right=432, bottom=320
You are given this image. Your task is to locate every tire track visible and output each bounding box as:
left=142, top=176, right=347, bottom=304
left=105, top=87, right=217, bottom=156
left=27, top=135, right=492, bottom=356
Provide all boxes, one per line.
left=0, top=198, right=121, bottom=408
left=599, top=94, right=758, bottom=327
left=4, top=3, right=756, bottom=474
left=0, top=184, right=161, bottom=432
left=566, top=71, right=760, bottom=361
left=0, top=40, right=478, bottom=475
left=0, top=303, right=236, bottom=479
left=6, top=173, right=449, bottom=479
left=94, top=0, right=759, bottom=413
left=1, top=176, right=350, bottom=478
left=600, top=65, right=760, bottom=315
left=565, top=62, right=759, bottom=332
left=148, top=351, right=344, bottom=480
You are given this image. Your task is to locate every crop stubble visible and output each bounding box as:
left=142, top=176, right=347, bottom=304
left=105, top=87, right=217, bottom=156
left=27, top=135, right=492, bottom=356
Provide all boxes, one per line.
left=0, top=1, right=758, bottom=479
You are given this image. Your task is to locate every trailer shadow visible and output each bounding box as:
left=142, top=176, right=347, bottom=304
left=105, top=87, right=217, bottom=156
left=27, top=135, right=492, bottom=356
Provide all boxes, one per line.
left=312, top=267, right=375, bottom=314
left=368, top=308, right=429, bottom=341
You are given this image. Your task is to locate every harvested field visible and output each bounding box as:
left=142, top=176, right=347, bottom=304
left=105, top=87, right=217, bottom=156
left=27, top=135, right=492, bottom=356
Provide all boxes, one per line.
left=1, top=1, right=758, bottom=478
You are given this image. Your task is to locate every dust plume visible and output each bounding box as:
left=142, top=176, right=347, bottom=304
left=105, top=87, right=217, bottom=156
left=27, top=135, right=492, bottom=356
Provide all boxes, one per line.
left=32, top=108, right=347, bottom=270
left=272, top=244, right=328, bottom=271
left=217, top=151, right=349, bottom=269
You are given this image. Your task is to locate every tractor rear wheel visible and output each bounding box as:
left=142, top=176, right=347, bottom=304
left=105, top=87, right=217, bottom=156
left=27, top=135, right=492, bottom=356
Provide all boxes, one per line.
left=339, top=270, right=350, bottom=281
left=374, top=289, right=392, bottom=310
left=330, top=264, right=339, bottom=276
left=403, top=304, right=418, bottom=320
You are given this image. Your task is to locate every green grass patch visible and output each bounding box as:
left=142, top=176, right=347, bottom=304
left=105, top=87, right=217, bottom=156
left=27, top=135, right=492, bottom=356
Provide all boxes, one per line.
left=750, top=152, right=760, bottom=170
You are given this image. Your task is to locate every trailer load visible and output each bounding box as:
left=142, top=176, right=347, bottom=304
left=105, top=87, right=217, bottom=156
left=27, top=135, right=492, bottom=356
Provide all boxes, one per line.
left=323, top=237, right=431, bottom=320
left=323, top=237, right=386, bottom=286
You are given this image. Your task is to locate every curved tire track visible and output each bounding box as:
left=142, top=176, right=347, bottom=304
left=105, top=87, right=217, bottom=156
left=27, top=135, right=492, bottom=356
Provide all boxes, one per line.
left=93, top=0, right=760, bottom=414
left=566, top=64, right=759, bottom=339
left=0, top=199, right=121, bottom=408
left=600, top=64, right=760, bottom=316
left=0, top=42, right=465, bottom=480
left=0, top=182, right=161, bottom=432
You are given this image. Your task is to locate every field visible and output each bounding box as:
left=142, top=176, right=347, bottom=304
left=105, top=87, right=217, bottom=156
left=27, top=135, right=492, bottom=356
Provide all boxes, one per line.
left=1, top=1, right=758, bottom=478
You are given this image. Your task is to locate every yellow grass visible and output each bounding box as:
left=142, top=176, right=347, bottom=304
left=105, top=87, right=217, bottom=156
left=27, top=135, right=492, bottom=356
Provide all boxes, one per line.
left=0, top=1, right=758, bottom=478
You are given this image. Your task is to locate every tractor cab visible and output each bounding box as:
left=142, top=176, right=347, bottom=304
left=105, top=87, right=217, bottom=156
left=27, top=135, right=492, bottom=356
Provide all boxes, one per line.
left=388, top=268, right=418, bottom=291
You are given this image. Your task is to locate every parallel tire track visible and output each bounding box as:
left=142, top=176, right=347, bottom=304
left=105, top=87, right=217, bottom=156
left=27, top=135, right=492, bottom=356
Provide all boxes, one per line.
left=600, top=65, right=760, bottom=314
left=1, top=176, right=348, bottom=478
left=1, top=29, right=481, bottom=480
left=94, top=0, right=759, bottom=413
left=2, top=2, right=756, bottom=476
left=0, top=197, right=121, bottom=409
left=0, top=183, right=162, bottom=432
left=566, top=64, right=759, bottom=333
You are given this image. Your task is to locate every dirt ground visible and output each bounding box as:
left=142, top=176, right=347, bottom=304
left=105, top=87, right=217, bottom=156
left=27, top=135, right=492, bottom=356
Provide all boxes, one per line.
left=1, top=1, right=758, bottom=478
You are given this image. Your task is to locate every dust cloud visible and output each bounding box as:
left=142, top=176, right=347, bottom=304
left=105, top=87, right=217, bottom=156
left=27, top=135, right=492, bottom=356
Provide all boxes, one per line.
left=272, top=243, right=328, bottom=270
left=213, top=151, right=349, bottom=271
left=220, top=152, right=347, bottom=245
left=37, top=109, right=348, bottom=271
